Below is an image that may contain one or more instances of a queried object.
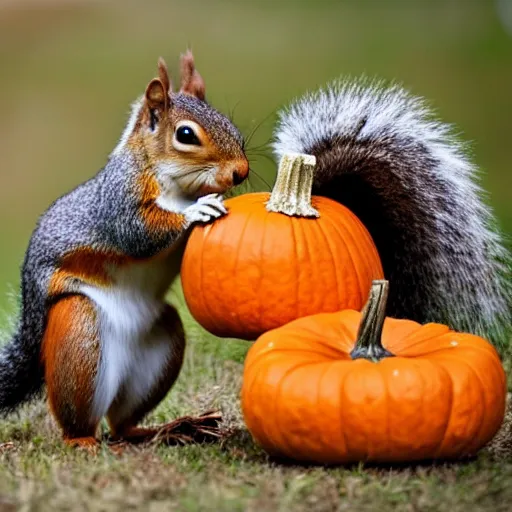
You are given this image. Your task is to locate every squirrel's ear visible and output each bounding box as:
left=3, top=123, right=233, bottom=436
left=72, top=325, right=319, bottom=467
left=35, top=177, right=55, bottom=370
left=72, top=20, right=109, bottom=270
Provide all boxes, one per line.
left=145, top=58, right=172, bottom=111
left=179, top=50, right=206, bottom=101
left=157, top=57, right=171, bottom=96
left=145, top=79, right=167, bottom=111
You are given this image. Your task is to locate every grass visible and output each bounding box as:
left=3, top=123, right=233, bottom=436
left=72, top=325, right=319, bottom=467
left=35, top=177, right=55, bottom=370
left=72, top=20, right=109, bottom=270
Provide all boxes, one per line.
left=1, top=298, right=512, bottom=511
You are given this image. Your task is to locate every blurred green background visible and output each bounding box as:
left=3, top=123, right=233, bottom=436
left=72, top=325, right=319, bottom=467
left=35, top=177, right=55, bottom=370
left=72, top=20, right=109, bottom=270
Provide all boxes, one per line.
left=0, top=0, right=511, bottom=320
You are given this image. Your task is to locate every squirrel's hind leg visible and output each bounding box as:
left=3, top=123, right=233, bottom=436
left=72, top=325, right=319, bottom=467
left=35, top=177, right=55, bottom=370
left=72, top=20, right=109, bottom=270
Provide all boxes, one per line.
left=42, top=295, right=102, bottom=447
left=107, top=304, right=185, bottom=443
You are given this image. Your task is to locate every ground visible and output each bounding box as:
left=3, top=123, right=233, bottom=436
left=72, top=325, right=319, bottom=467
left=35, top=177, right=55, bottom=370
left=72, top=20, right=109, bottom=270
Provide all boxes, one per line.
left=1, top=302, right=511, bottom=512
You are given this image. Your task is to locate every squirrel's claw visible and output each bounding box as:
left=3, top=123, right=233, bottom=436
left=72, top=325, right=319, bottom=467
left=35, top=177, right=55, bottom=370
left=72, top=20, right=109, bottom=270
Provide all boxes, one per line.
left=185, top=194, right=227, bottom=224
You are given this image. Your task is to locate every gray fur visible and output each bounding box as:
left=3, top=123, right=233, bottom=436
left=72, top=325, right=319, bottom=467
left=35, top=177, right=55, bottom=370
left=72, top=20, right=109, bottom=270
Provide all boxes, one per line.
left=172, top=94, right=244, bottom=155
left=274, top=78, right=511, bottom=350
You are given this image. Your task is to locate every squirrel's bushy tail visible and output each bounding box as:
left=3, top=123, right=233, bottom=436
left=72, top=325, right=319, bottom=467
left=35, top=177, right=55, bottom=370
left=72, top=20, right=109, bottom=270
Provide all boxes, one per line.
left=273, top=78, right=511, bottom=350
left=0, top=322, right=44, bottom=413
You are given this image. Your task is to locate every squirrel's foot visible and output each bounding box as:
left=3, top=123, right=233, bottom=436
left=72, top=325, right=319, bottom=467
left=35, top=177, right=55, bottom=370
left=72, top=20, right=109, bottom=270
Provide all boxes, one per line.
left=110, top=411, right=223, bottom=446
left=184, top=194, right=227, bottom=224
left=63, top=436, right=99, bottom=454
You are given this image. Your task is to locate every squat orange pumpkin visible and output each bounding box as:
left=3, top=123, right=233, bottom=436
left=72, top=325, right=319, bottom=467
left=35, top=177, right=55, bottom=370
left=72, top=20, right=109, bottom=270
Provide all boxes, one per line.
left=181, top=154, right=384, bottom=340
left=241, top=280, right=507, bottom=464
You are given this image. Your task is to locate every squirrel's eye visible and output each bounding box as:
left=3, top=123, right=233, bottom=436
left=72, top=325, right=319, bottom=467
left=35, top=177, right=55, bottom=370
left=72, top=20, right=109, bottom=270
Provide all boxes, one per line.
left=175, top=125, right=201, bottom=146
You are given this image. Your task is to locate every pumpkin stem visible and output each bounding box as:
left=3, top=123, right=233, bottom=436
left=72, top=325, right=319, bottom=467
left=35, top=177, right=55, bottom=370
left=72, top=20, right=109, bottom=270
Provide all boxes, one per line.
left=266, top=153, right=320, bottom=218
left=350, top=280, right=395, bottom=362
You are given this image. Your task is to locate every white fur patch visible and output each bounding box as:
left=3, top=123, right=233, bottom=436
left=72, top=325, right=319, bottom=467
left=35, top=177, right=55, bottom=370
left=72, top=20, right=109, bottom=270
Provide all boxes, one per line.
left=80, top=253, right=181, bottom=420
left=155, top=173, right=196, bottom=213
left=155, top=161, right=221, bottom=210
left=111, top=98, right=144, bottom=157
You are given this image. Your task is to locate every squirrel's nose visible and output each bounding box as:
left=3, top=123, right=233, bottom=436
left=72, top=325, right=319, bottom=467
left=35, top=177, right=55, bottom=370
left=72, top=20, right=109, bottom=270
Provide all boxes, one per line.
left=233, top=170, right=245, bottom=186
left=232, top=158, right=249, bottom=186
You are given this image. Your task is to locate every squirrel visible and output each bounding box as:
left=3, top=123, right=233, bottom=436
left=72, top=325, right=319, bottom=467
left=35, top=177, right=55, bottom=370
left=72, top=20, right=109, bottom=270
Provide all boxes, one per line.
left=273, top=78, right=511, bottom=351
left=0, top=51, right=249, bottom=448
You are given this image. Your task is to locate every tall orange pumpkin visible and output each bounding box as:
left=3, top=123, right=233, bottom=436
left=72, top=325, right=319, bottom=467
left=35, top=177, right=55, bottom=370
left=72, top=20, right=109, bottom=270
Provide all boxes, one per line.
left=241, top=280, right=507, bottom=464
left=181, top=154, right=384, bottom=340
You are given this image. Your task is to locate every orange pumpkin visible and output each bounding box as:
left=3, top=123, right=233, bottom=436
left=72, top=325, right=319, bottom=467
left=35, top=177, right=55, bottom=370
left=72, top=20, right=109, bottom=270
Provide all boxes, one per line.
left=181, top=154, right=384, bottom=340
left=241, top=280, right=507, bottom=464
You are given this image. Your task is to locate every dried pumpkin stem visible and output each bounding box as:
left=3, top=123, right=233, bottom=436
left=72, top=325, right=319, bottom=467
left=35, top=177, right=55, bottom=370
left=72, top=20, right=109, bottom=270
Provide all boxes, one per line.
left=266, top=153, right=319, bottom=218
left=350, top=280, right=395, bottom=362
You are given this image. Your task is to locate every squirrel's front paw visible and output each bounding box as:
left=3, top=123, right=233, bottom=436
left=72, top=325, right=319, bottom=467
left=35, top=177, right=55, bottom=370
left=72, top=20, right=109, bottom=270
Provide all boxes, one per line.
left=185, top=194, right=227, bottom=224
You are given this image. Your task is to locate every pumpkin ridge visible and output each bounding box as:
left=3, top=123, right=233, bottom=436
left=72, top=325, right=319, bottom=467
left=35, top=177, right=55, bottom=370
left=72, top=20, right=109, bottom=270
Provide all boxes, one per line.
left=299, top=219, right=315, bottom=315
left=327, top=208, right=366, bottom=305
left=338, top=362, right=360, bottom=460
left=359, top=342, right=494, bottom=362
left=198, top=223, right=225, bottom=336
left=252, top=346, right=350, bottom=363
left=288, top=323, right=355, bottom=355
left=393, top=343, right=458, bottom=358
left=326, top=208, right=368, bottom=309
left=338, top=320, right=357, bottom=353
left=314, top=361, right=340, bottom=457
left=312, top=209, right=342, bottom=311
left=416, top=359, right=432, bottom=459
left=257, top=209, right=269, bottom=329
left=230, top=209, right=254, bottom=334
left=347, top=361, right=389, bottom=461
left=376, top=359, right=429, bottom=461
left=422, top=342, right=502, bottom=361
left=273, top=359, right=331, bottom=459
left=431, top=355, right=488, bottom=458
left=191, top=222, right=211, bottom=333
left=288, top=215, right=301, bottom=323
left=473, top=356, right=508, bottom=447
left=431, top=360, right=454, bottom=459
left=266, top=314, right=359, bottom=357
left=325, top=211, right=364, bottom=309
left=242, top=361, right=284, bottom=456
left=462, top=338, right=502, bottom=356
left=241, top=345, right=338, bottom=382
left=357, top=361, right=391, bottom=461
left=446, top=335, right=504, bottom=358
left=382, top=366, right=390, bottom=461
left=413, top=358, right=454, bottom=460
left=208, top=209, right=233, bottom=335
left=443, top=356, right=489, bottom=456
left=385, top=326, right=451, bottom=355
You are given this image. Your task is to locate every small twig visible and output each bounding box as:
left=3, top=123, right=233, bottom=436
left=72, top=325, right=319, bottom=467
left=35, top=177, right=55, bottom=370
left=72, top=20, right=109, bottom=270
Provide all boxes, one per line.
left=0, top=442, right=15, bottom=453
left=106, top=410, right=226, bottom=449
